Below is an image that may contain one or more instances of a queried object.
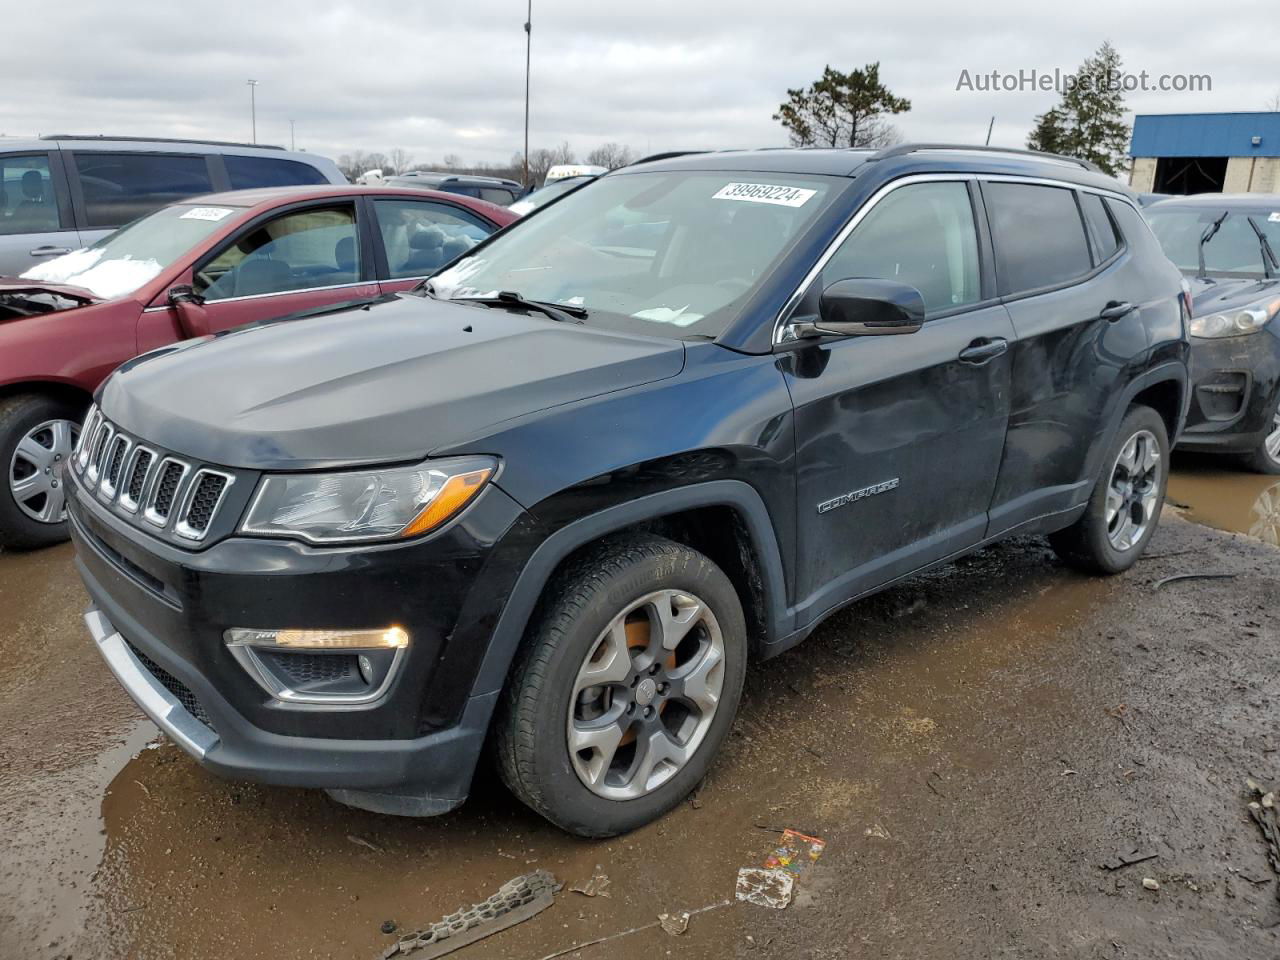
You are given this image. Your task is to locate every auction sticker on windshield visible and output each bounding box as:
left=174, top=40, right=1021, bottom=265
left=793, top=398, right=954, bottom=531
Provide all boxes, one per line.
left=179, top=207, right=235, bottom=222
left=713, top=183, right=816, bottom=207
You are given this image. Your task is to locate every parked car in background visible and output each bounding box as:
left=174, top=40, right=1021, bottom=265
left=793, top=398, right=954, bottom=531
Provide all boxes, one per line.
left=0, top=184, right=515, bottom=548
left=0, top=136, right=346, bottom=276
left=383, top=172, right=525, bottom=205
left=508, top=174, right=596, bottom=216
left=1145, top=195, right=1280, bottom=472
left=67, top=145, right=1187, bottom=837
left=544, top=164, right=606, bottom=182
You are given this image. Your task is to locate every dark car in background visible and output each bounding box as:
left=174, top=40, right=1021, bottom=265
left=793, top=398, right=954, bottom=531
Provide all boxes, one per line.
left=0, top=184, right=515, bottom=548
left=508, top=174, right=596, bottom=216
left=1145, top=195, right=1280, bottom=472
left=67, top=145, right=1188, bottom=837
left=0, top=136, right=347, bottom=276
left=383, top=172, right=525, bottom=205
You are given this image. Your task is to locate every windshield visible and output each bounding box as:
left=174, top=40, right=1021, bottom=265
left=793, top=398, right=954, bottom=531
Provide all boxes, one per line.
left=20, top=203, right=243, bottom=299
left=1146, top=205, right=1280, bottom=278
left=430, top=170, right=837, bottom=338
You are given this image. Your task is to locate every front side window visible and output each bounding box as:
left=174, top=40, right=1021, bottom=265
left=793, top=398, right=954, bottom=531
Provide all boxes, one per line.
left=21, top=202, right=242, bottom=299
left=373, top=199, right=494, bottom=279
left=985, top=182, right=1092, bottom=295
left=1145, top=205, right=1280, bottom=278
left=0, top=154, right=61, bottom=235
left=226, top=155, right=329, bottom=190
left=73, top=152, right=214, bottom=228
left=431, top=171, right=836, bottom=339
left=196, top=206, right=359, bottom=301
left=821, top=181, right=981, bottom=313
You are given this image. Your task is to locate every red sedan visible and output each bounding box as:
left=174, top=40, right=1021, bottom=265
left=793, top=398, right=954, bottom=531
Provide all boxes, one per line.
left=0, top=184, right=517, bottom=548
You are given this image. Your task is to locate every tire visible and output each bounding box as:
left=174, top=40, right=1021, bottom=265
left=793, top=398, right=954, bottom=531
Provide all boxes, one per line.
left=1049, top=404, right=1169, bottom=575
left=495, top=534, right=747, bottom=837
left=0, top=394, right=86, bottom=550
left=1242, top=391, right=1280, bottom=475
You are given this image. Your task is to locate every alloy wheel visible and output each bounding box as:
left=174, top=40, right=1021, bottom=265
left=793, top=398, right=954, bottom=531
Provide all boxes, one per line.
left=1105, top=428, right=1161, bottom=551
left=1264, top=402, right=1280, bottom=465
left=8, top=419, right=79, bottom=525
left=567, top=589, right=725, bottom=801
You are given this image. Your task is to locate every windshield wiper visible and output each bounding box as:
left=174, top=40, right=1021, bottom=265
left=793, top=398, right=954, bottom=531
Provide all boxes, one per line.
left=1197, top=211, right=1229, bottom=279
left=462, top=290, right=588, bottom=324
left=1245, top=216, right=1279, bottom=280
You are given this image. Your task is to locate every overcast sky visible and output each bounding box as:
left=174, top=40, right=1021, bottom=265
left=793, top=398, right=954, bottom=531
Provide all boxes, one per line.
left=3, top=0, right=1275, bottom=169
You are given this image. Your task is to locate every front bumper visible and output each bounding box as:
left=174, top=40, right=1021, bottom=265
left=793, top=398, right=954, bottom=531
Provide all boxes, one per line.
left=68, top=459, right=538, bottom=814
left=1176, top=329, right=1280, bottom=454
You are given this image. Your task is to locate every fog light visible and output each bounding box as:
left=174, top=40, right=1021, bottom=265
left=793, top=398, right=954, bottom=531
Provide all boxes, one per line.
left=224, top=626, right=409, bottom=650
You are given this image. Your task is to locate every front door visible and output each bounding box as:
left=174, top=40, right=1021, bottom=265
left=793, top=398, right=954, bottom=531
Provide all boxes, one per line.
left=191, top=201, right=379, bottom=333
left=369, top=196, right=500, bottom=294
left=782, top=178, right=1014, bottom=625
left=0, top=152, right=81, bottom=276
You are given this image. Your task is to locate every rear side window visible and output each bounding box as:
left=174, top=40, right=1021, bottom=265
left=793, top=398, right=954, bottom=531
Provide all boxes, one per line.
left=73, top=152, right=213, bottom=228
left=225, top=155, right=329, bottom=189
left=479, top=187, right=515, bottom=205
left=1080, top=193, right=1121, bottom=262
left=984, top=182, right=1092, bottom=295
left=0, top=153, right=62, bottom=235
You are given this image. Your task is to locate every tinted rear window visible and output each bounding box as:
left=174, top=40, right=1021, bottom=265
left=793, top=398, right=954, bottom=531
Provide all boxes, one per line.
left=985, top=182, right=1092, bottom=295
left=1080, top=193, right=1121, bottom=262
left=74, top=152, right=213, bottom=228
left=226, top=155, right=329, bottom=189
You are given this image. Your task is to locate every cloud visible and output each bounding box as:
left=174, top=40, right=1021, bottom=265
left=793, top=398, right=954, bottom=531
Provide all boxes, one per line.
left=1, top=0, right=1270, bottom=167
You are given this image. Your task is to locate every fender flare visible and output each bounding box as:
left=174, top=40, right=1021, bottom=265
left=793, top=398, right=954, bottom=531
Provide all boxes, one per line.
left=470, top=479, right=791, bottom=696
left=1108, top=361, right=1189, bottom=448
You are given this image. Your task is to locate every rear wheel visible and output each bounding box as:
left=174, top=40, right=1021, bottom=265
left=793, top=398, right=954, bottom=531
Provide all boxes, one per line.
left=495, top=535, right=746, bottom=837
left=0, top=395, right=85, bottom=550
left=1243, top=392, right=1280, bottom=475
left=1049, top=404, right=1169, bottom=574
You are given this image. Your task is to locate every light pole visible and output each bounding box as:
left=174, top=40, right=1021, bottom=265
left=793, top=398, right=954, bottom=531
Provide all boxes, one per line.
left=523, top=1, right=531, bottom=187
left=290, top=119, right=295, bottom=151
left=247, top=79, right=258, bottom=144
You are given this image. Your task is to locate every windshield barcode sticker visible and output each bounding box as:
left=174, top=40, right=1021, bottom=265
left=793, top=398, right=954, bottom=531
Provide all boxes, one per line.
left=180, top=207, right=234, bottom=222
left=713, top=183, right=816, bottom=207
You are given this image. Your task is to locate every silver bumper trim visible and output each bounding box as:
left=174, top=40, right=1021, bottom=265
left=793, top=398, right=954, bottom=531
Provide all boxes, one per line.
left=85, top=608, right=219, bottom=759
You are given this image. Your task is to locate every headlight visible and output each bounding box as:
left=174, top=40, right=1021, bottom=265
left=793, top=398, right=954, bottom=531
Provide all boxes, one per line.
left=241, top=456, right=496, bottom=543
left=1189, top=299, right=1280, bottom=339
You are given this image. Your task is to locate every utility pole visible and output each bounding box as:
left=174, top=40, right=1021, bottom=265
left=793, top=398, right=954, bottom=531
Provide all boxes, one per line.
left=985, top=115, right=995, bottom=146
left=247, top=79, right=259, bottom=144
left=523, top=0, right=531, bottom=187
left=290, top=119, right=295, bottom=151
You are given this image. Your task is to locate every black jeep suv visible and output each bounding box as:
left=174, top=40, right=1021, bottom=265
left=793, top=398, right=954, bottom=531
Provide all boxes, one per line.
left=66, top=145, right=1190, bottom=837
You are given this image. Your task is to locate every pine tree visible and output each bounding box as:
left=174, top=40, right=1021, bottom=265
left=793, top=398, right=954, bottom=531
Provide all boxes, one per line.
left=1025, top=41, right=1132, bottom=177
left=1027, top=108, right=1068, bottom=155
left=774, top=64, right=911, bottom=149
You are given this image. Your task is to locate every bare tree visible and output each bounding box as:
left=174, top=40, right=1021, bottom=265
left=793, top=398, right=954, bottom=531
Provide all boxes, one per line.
left=549, top=141, right=576, bottom=165
left=442, top=153, right=463, bottom=170
left=586, top=143, right=635, bottom=169
left=387, top=148, right=414, bottom=174
left=1267, top=89, right=1280, bottom=112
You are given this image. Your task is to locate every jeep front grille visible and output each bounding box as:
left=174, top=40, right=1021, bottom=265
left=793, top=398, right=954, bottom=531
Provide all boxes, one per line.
left=70, top=415, right=237, bottom=544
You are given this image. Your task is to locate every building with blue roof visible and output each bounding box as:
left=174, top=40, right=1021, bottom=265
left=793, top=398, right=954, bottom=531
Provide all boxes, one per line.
left=1129, top=112, right=1280, bottom=195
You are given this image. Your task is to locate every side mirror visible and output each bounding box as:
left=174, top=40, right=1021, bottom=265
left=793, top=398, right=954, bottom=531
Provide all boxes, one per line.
left=792, top=278, right=926, bottom=339
left=168, top=285, right=211, bottom=338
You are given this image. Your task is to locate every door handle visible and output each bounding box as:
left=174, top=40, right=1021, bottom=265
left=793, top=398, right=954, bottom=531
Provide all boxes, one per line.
left=958, top=337, right=1009, bottom=365
left=29, top=245, right=71, bottom=257
left=1099, top=300, right=1135, bottom=321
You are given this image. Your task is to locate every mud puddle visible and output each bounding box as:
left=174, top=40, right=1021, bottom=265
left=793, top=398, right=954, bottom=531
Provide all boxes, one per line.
left=1168, top=459, right=1280, bottom=545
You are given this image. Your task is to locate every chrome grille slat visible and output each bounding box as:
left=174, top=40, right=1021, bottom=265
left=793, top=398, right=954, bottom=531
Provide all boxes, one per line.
left=144, top=458, right=189, bottom=528
left=86, top=423, right=115, bottom=486
left=175, top=470, right=234, bottom=541
left=98, top=435, right=132, bottom=500
left=118, top=447, right=156, bottom=513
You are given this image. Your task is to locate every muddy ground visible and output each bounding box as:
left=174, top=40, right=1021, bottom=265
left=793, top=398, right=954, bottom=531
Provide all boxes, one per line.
left=1, top=458, right=1277, bottom=960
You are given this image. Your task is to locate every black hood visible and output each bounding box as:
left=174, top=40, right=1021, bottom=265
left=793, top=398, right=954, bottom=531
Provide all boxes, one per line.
left=1187, top=276, right=1280, bottom=317
left=100, top=295, right=685, bottom=470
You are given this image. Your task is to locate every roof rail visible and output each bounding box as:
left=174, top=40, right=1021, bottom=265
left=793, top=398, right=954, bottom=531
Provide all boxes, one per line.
left=41, top=134, right=286, bottom=151
left=628, top=150, right=712, bottom=166
left=866, top=143, right=1102, bottom=173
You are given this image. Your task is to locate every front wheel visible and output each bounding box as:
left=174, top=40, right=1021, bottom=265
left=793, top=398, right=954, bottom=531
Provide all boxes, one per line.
left=0, top=394, right=85, bottom=550
left=1049, top=404, right=1169, bottom=574
left=1243, top=392, right=1280, bottom=475
left=495, top=535, right=747, bottom=837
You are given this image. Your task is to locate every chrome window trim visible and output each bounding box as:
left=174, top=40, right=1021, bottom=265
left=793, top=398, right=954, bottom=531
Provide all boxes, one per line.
left=117, top=445, right=158, bottom=514
left=174, top=468, right=236, bottom=542
left=200, top=280, right=370, bottom=306
left=772, top=171, right=1137, bottom=345
left=143, top=457, right=191, bottom=528
left=97, top=434, right=132, bottom=501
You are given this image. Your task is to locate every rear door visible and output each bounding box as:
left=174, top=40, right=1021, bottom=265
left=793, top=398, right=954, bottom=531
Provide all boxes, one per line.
left=369, top=196, right=500, bottom=293
left=783, top=177, right=1015, bottom=623
left=0, top=151, right=81, bottom=275
left=189, top=200, right=378, bottom=333
left=982, top=180, right=1149, bottom=534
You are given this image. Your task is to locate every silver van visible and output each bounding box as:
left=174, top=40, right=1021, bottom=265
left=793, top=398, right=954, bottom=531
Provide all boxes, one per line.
left=0, top=136, right=345, bottom=276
